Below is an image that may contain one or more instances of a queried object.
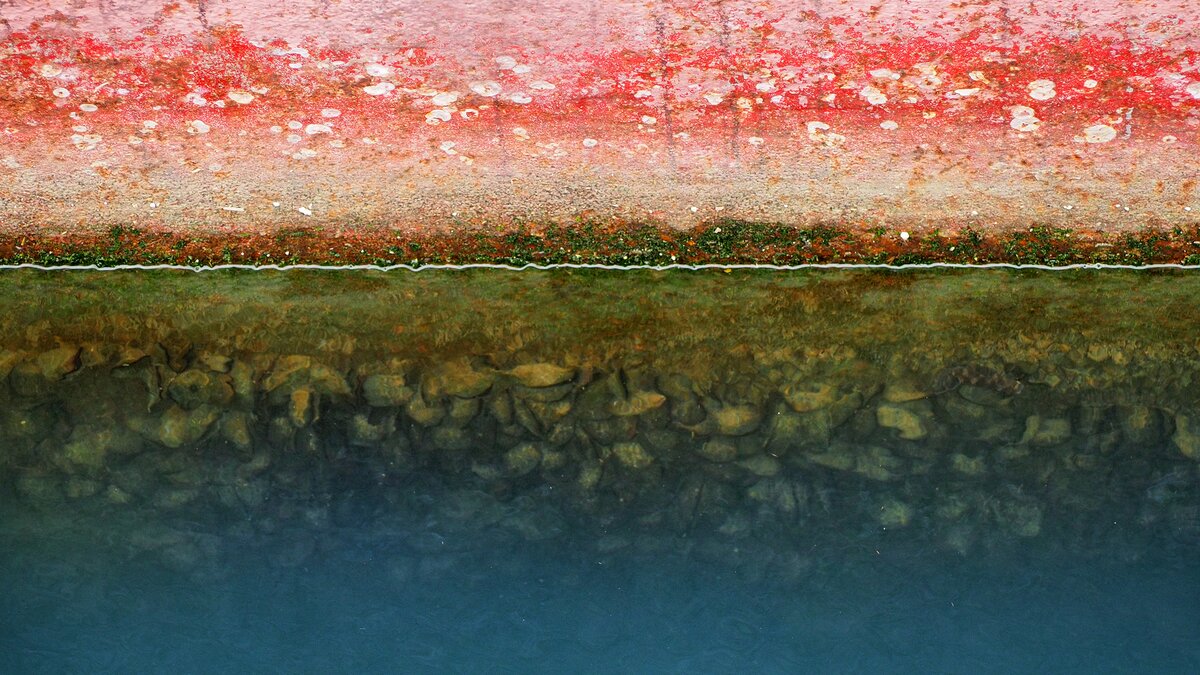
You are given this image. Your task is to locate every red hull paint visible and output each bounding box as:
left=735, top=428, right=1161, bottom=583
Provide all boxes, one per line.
left=1, top=1, right=1198, bottom=233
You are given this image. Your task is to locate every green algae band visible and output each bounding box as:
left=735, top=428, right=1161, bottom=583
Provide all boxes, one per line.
left=1, top=268, right=1198, bottom=578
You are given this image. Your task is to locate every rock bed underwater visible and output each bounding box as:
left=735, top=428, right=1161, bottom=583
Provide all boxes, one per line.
left=0, top=269, right=1198, bottom=586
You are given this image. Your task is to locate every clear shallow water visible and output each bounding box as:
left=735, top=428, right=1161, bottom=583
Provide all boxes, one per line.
left=0, top=269, right=1198, bottom=672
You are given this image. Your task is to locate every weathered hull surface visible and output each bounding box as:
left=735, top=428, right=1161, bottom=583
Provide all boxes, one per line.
left=1, top=1, right=1198, bottom=238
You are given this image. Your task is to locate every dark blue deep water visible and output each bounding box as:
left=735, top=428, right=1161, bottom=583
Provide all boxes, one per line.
left=0, top=269, right=1197, bottom=672
left=3, top=523, right=1198, bottom=673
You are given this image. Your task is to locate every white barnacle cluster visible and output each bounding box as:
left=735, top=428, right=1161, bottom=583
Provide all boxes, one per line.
left=470, top=81, right=501, bottom=97
left=859, top=69, right=895, bottom=106
left=1077, top=124, right=1117, bottom=144
left=1027, top=79, right=1057, bottom=101
left=806, top=121, right=845, bottom=147
left=903, top=62, right=942, bottom=95
left=490, top=55, right=552, bottom=105
left=363, top=82, right=395, bottom=96
left=860, top=85, right=888, bottom=106
left=1009, top=105, right=1040, bottom=132
left=362, top=62, right=396, bottom=96
left=425, top=108, right=453, bottom=125
left=365, top=63, right=393, bottom=78
left=426, top=88, right=485, bottom=125
left=279, top=110, right=348, bottom=158
left=70, top=130, right=102, bottom=151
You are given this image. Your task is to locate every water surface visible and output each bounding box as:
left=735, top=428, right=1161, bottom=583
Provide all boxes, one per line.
left=1, top=269, right=1197, bottom=672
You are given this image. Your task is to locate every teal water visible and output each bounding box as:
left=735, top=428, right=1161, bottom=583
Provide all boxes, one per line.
left=0, top=269, right=1197, bottom=672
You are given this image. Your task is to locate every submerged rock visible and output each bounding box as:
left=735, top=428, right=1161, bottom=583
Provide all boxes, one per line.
left=657, top=373, right=696, bottom=402
left=405, top=394, right=446, bottom=427
left=128, top=404, right=220, bottom=449
left=782, top=381, right=839, bottom=412
left=288, top=388, right=316, bottom=427
left=994, top=496, right=1043, bottom=537
left=711, top=404, right=763, bottom=436
left=105, top=485, right=133, bottom=505
left=698, top=438, right=739, bottom=463
left=512, top=381, right=574, bottom=403
left=950, top=453, right=987, bottom=476
left=431, top=426, right=472, bottom=451
left=583, top=416, right=637, bottom=445
left=1172, top=413, right=1200, bottom=460
left=806, top=442, right=901, bottom=480
left=425, top=360, right=493, bottom=398
left=263, top=355, right=350, bottom=397
left=9, top=362, right=52, bottom=398
left=737, top=454, right=781, bottom=477
left=502, top=503, right=565, bottom=541
left=747, top=477, right=807, bottom=516
left=220, top=411, right=254, bottom=451
left=1118, top=406, right=1163, bottom=446
left=670, top=397, right=707, bottom=426
left=195, top=352, right=232, bottom=373
left=943, top=525, right=974, bottom=556
left=228, top=360, right=256, bottom=406
left=35, top=345, right=82, bottom=380
left=437, top=490, right=506, bottom=529
left=15, top=470, right=62, bottom=507
left=610, top=390, right=667, bottom=417
left=167, top=369, right=234, bottom=409
left=882, top=380, right=928, bottom=403
left=504, top=443, right=543, bottom=476
left=577, top=462, right=603, bottom=491
left=807, top=444, right=856, bottom=472
left=153, top=487, right=200, bottom=509
left=348, top=413, right=393, bottom=446
left=854, top=445, right=903, bottom=481
left=57, top=425, right=143, bottom=474
left=935, top=494, right=972, bottom=521
left=0, top=349, right=23, bottom=380
left=362, top=374, right=413, bottom=407
left=941, top=394, right=989, bottom=423
left=1020, top=415, right=1071, bottom=447
left=762, top=404, right=803, bottom=450
left=445, top=396, right=482, bottom=426
left=876, top=403, right=928, bottom=440
left=508, top=363, right=575, bottom=388
left=877, top=499, right=913, bottom=528
left=613, top=441, right=654, bottom=469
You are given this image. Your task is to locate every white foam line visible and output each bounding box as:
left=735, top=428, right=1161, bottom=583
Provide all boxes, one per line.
left=0, top=263, right=1198, bottom=272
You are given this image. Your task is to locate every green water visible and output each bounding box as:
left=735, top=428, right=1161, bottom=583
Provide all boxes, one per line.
left=1, top=269, right=1197, bottom=672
